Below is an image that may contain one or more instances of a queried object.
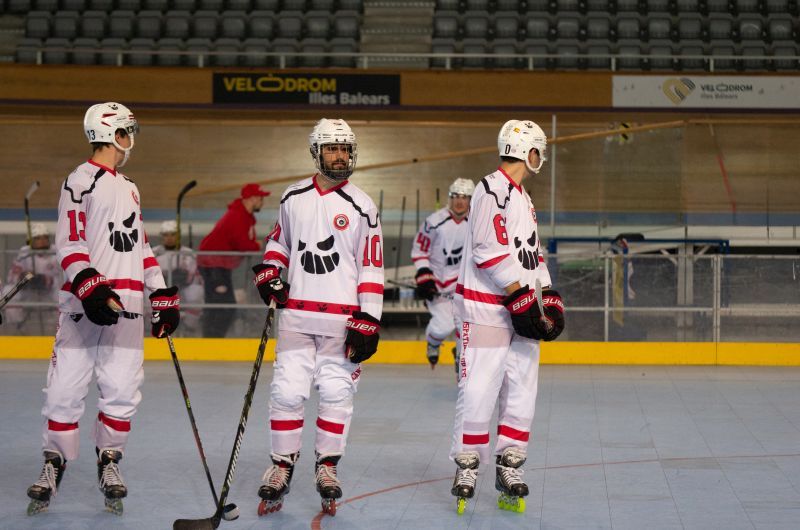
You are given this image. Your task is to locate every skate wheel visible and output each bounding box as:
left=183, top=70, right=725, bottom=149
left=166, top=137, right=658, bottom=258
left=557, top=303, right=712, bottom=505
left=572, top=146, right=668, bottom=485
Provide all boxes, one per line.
left=321, top=498, right=337, bottom=516
left=105, top=498, right=123, bottom=516
left=456, top=497, right=467, bottom=515
left=258, top=499, right=283, bottom=516
left=27, top=500, right=49, bottom=516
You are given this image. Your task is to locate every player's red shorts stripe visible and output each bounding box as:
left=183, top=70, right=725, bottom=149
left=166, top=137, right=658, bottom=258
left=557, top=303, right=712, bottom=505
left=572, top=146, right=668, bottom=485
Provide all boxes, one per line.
left=60, top=253, right=90, bottom=270
left=61, top=278, right=144, bottom=292
left=455, top=284, right=504, bottom=305
left=48, top=419, right=78, bottom=431
left=497, top=424, right=530, bottom=442
left=98, top=412, right=130, bottom=432
left=477, top=254, right=509, bottom=269
left=357, top=282, right=384, bottom=295
left=143, top=256, right=159, bottom=269
left=271, top=419, right=304, bottom=431
left=435, top=277, right=458, bottom=288
left=316, top=417, right=345, bottom=435
left=462, top=433, right=490, bottom=445
left=285, top=299, right=360, bottom=315
left=263, top=251, right=289, bottom=267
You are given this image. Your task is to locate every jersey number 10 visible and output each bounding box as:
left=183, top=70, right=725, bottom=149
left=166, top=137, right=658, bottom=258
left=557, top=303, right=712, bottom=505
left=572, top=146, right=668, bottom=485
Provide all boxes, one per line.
left=362, top=235, right=383, bottom=267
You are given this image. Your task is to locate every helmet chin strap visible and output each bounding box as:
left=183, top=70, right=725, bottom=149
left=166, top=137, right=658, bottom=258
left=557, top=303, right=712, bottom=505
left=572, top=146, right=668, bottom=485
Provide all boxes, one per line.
left=113, top=135, right=134, bottom=167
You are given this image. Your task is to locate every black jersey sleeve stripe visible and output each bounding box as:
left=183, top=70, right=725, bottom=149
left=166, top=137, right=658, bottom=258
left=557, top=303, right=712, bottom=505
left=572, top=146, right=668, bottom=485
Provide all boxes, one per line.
left=428, top=216, right=452, bottom=230
left=280, top=183, right=315, bottom=204
left=480, top=177, right=512, bottom=210
left=335, top=189, right=379, bottom=228
left=63, top=168, right=105, bottom=204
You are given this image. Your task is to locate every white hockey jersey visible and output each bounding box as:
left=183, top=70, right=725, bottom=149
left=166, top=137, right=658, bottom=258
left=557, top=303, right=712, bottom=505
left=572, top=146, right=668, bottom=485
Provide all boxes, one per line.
left=56, top=160, right=166, bottom=315
left=262, top=175, right=384, bottom=337
left=151, top=245, right=200, bottom=287
left=7, top=246, right=61, bottom=299
left=410, top=207, right=468, bottom=293
left=455, top=168, right=552, bottom=329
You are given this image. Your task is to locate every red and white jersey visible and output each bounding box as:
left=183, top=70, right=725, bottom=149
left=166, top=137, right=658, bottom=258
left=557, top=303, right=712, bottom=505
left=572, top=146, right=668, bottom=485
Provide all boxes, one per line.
left=455, top=168, right=552, bottom=329
left=56, top=160, right=166, bottom=315
left=152, top=245, right=201, bottom=286
left=7, top=246, right=61, bottom=298
left=262, top=175, right=384, bottom=337
left=411, top=207, right=468, bottom=294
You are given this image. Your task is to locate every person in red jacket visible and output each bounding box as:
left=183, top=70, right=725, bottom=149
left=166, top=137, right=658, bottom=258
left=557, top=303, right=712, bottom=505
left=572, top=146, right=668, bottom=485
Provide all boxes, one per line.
left=198, top=183, right=269, bottom=337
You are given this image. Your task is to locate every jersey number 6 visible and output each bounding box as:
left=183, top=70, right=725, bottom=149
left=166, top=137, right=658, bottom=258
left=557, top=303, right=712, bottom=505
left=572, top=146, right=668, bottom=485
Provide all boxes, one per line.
left=492, top=214, right=508, bottom=245
left=362, top=234, right=383, bottom=267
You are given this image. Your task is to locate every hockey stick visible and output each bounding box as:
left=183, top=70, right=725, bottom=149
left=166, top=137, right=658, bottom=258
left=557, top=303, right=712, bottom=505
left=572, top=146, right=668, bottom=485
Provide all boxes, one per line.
left=534, top=279, right=553, bottom=332
left=0, top=271, right=34, bottom=311
left=173, top=301, right=276, bottom=530
left=176, top=180, right=197, bottom=249
left=24, top=181, right=40, bottom=246
left=166, top=335, right=240, bottom=523
left=386, top=279, right=454, bottom=300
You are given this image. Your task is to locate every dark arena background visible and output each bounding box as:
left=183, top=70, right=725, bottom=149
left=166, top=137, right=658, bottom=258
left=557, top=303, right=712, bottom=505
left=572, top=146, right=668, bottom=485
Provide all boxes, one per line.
left=1, top=1, right=799, bottom=528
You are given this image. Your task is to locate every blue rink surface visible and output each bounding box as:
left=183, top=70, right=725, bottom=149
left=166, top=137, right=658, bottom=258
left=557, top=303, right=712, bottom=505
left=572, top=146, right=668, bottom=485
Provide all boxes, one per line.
left=1, top=361, right=800, bottom=529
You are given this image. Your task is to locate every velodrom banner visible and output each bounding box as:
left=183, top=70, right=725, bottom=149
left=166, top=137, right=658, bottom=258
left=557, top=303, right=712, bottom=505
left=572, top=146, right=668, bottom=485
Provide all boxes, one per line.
left=613, top=75, right=800, bottom=109
left=212, top=72, right=400, bottom=105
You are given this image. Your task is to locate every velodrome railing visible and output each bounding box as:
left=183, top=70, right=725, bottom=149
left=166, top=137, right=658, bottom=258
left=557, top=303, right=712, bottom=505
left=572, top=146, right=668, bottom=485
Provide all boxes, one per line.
left=19, top=47, right=798, bottom=72
left=2, top=249, right=798, bottom=342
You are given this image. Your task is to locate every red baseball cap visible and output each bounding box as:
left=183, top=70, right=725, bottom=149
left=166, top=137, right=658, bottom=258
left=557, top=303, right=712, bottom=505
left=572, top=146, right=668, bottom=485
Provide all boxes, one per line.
left=241, top=183, right=270, bottom=199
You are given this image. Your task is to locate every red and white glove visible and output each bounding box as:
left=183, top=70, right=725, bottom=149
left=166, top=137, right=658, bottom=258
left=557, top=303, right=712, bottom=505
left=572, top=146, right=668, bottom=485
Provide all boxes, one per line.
left=71, top=267, right=122, bottom=326
left=345, top=311, right=380, bottom=363
left=253, top=264, right=290, bottom=308
left=150, top=286, right=180, bottom=338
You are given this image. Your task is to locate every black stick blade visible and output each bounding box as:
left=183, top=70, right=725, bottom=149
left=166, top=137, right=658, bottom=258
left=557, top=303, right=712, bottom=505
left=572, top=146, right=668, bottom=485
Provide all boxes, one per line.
left=173, top=516, right=218, bottom=530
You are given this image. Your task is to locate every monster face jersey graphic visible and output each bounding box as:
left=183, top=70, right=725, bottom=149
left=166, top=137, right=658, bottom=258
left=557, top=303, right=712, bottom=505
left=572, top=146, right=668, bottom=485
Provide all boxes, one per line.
left=299, top=235, right=340, bottom=274
left=514, top=230, right=540, bottom=271
left=443, top=245, right=464, bottom=267
left=108, top=212, right=138, bottom=252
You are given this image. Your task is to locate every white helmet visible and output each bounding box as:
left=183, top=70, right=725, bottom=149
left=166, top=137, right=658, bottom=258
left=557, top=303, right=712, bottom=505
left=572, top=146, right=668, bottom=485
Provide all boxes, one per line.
left=309, top=118, right=357, bottom=181
left=449, top=178, right=475, bottom=197
left=160, top=220, right=178, bottom=234
left=30, top=223, right=48, bottom=238
left=83, top=102, right=139, bottom=167
left=497, top=119, right=547, bottom=174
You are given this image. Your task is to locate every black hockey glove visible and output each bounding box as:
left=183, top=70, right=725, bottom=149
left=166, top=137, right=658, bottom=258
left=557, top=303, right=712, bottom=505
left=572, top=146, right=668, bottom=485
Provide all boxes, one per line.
left=150, top=286, right=180, bottom=338
left=252, top=264, right=290, bottom=308
left=71, top=268, right=122, bottom=326
left=414, top=267, right=437, bottom=301
left=502, top=285, right=544, bottom=340
left=535, top=289, right=565, bottom=342
left=345, top=311, right=380, bottom=364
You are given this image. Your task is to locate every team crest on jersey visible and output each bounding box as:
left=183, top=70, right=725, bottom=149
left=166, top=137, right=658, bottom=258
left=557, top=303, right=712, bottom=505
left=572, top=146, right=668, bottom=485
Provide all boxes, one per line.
left=131, top=190, right=139, bottom=205
left=108, top=211, right=139, bottom=252
left=514, top=230, right=540, bottom=271
left=298, top=235, right=340, bottom=274
left=333, top=214, right=349, bottom=231
left=443, top=245, right=464, bottom=266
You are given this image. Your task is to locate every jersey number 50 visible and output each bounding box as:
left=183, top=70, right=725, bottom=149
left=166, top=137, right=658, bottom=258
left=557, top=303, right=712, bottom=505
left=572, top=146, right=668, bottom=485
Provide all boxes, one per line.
left=362, top=234, right=383, bottom=267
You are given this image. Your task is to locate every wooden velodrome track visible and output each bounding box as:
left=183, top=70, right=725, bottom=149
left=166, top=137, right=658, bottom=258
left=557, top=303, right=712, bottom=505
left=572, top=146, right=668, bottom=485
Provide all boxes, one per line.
left=0, top=104, right=798, bottom=217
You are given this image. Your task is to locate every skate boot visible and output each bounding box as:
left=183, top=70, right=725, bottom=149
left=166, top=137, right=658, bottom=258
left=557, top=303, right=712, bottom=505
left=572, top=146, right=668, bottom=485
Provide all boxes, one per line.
left=97, top=448, right=126, bottom=516
left=26, top=450, right=66, bottom=515
left=257, top=452, right=298, bottom=516
left=426, top=342, right=440, bottom=369
left=451, top=451, right=479, bottom=515
left=495, top=447, right=528, bottom=513
left=315, top=453, right=342, bottom=516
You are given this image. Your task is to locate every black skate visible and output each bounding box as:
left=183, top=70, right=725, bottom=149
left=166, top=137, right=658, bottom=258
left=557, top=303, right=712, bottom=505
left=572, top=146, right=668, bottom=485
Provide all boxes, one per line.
left=315, top=453, right=342, bottom=516
left=495, top=447, right=528, bottom=513
left=257, top=452, right=298, bottom=516
left=97, top=448, right=126, bottom=516
left=451, top=451, right=479, bottom=515
left=426, top=343, right=439, bottom=369
left=26, top=450, right=66, bottom=516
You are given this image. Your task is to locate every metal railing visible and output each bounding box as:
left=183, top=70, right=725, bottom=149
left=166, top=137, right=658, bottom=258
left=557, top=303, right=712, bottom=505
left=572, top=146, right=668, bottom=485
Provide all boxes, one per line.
left=21, top=47, right=799, bottom=71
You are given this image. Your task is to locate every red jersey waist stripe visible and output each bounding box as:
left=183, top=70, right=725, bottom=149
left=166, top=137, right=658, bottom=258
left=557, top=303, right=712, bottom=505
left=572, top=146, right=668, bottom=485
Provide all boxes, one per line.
left=61, top=278, right=145, bottom=292
left=285, top=298, right=360, bottom=315
left=455, top=283, right=504, bottom=305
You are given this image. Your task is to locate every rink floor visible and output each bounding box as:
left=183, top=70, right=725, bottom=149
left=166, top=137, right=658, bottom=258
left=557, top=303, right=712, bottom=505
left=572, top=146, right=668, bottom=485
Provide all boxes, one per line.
left=1, top=360, right=800, bottom=529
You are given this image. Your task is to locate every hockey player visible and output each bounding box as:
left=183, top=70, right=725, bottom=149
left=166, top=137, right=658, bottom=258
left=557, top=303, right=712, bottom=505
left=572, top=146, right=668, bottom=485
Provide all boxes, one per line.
left=3, top=223, right=61, bottom=333
left=450, top=120, right=565, bottom=515
left=26, top=102, right=180, bottom=517
left=152, top=220, right=203, bottom=335
left=411, top=178, right=474, bottom=372
left=252, top=118, right=383, bottom=516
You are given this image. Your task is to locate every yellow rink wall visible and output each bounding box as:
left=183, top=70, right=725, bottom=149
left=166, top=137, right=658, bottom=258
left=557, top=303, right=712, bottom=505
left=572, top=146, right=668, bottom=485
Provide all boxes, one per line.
left=0, top=337, right=798, bottom=366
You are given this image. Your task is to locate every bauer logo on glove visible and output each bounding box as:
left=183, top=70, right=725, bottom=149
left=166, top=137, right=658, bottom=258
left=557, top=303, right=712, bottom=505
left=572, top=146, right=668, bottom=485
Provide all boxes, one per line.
left=149, top=286, right=180, bottom=338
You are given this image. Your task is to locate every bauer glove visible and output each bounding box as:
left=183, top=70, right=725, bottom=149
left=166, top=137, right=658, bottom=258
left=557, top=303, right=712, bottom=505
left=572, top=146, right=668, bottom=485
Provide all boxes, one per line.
left=535, top=289, right=565, bottom=341
left=252, top=264, right=289, bottom=308
left=414, top=267, right=438, bottom=302
left=150, top=286, right=180, bottom=338
left=71, top=267, right=122, bottom=326
left=502, top=285, right=544, bottom=340
left=345, top=311, right=380, bottom=363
